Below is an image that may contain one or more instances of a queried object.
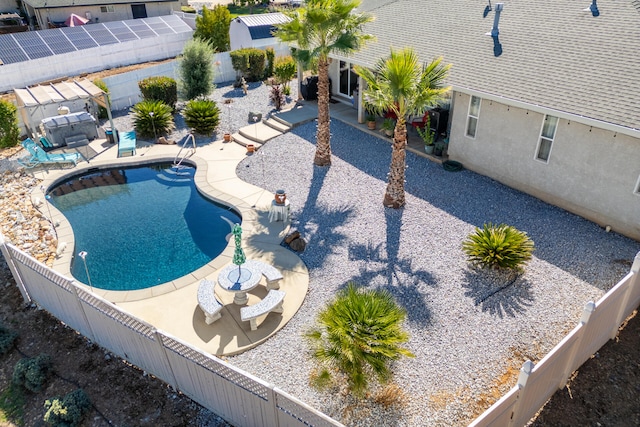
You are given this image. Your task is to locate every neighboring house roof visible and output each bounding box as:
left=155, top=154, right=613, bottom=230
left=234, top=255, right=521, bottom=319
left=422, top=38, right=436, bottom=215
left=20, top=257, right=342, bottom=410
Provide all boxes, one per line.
left=341, top=0, right=640, bottom=132
left=22, top=0, right=176, bottom=8
left=233, top=12, right=289, bottom=40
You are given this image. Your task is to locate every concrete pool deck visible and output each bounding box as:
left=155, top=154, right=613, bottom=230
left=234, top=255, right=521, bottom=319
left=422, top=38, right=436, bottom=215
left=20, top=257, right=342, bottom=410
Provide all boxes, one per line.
left=28, top=133, right=309, bottom=356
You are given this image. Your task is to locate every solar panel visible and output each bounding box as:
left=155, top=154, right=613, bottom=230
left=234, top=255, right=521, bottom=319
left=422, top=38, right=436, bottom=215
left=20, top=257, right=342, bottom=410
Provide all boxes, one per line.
left=160, top=15, right=192, bottom=33
left=126, top=22, right=156, bottom=39
left=84, top=24, right=119, bottom=46
left=148, top=22, right=174, bottom=35
left=64, top=26, right=98, bottom=50
left=38, top=29, right=76, bottom=54
left=104, top=21, right=139, bottom=42
left=11, top=32, right=52, bottom=59
left=0, top=35, right=28, bottom=64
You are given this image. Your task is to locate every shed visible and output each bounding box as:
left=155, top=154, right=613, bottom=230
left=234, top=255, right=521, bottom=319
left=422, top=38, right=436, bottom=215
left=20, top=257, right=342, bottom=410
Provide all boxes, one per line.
left=229, top=12, right=289, bottom=51
left=14, top=79, right=117, bottom=142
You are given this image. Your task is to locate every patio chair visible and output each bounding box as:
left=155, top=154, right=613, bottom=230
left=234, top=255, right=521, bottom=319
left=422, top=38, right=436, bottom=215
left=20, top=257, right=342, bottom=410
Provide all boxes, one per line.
left=20, top=138, right=81, bottom=167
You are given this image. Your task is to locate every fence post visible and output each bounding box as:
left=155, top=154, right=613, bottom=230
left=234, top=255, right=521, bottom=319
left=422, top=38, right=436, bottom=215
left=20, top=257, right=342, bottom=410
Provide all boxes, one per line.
left=558, top=301, right=595, bottom=388
left=507, top=360, right=534, bottom=427
left=154, top=330, right=179, bottom=390
left=611, top=252, right=640, bottom=339
left=0, top=233, right=31, bottom=303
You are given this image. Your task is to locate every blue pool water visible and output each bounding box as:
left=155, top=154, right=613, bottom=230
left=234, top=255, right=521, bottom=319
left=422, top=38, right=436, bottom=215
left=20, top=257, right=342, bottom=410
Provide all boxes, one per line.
left=48, top=163, right=241, bottom=291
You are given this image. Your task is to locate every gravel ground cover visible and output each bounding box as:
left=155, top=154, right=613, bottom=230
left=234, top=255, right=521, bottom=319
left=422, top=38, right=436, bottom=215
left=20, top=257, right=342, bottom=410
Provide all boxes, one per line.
left=3, top=81, right=639, bottom=426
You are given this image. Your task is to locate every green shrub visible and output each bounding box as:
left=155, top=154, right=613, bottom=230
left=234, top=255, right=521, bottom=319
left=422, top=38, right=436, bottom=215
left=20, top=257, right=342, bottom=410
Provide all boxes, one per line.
left=184, top=99, right=221, bottom=135
left=12, top=353, right=52, bottom=393
left=265, top=47, right=275, bottom=78
left=306, top=282, right=414, bottom=397
left=462, top=223, right=535, bottom=271
left=43, top=389, right=91, bottom=427
left=0, top=323, right=19, bottom=356
left=0, top=99, right=20, bottom=148
left=179, top=39, right=215, bottom=100
left=138, top=76, right=178, bottom=111
left=132, top=100, right=175, bottom=139
left=92, top=79, right=110, bottom=120
left=274, top=55, right=296, bottom=93
left=230, top=48, right=266, bottom=82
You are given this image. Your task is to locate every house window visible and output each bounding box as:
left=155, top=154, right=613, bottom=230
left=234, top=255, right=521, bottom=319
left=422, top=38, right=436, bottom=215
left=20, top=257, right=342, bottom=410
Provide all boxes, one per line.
left=338, top=60, right=358, bottom=99
left=466, top=95, right=481, bottom=138
left=536, top=115, right=559, bottom=162
left=100, top=5, right=115, bottom=12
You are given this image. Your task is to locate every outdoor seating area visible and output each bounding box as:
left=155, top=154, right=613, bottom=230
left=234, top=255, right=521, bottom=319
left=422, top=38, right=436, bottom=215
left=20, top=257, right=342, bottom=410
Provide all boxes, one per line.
left=17, top=138, right=81, bottom=168
left=198, top=260, right=287, bottom=331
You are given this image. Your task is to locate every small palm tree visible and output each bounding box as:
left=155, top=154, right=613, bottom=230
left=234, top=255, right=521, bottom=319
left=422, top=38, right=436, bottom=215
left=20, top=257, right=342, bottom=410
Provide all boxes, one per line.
left=356, top=49, right=451, bottom=208
left=462, top=223, right=535, bottom=271
left=132, top=100, right=174, bottom=139
left=306, top=282, right=414, bottom=397
left=275, top=0, right=374, bottom=166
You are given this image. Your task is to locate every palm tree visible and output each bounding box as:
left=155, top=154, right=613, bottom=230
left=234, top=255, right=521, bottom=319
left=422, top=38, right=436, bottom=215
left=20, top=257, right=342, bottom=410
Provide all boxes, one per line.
left=306, top=282, right=414, bottom=397
left=356, top=49, right=451, bottom=208
left=275, top=0, right=374, bottom=166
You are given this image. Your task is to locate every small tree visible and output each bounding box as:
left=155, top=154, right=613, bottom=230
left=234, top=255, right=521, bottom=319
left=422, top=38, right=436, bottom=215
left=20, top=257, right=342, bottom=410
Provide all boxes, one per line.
left=274, top=55, right=296, bottom=95
left=0, top=99, right=20, bottom=148
left=179, top=39, right=215, bottom=100
left=92, top=79, right=110, bottom=120
left=265, top=47, right=275, bottom=78
left=306, top=282, right=414, bottom=397
left=462, top=223, right=535, bottom=271
left=194, top=5, right=231, bottom=52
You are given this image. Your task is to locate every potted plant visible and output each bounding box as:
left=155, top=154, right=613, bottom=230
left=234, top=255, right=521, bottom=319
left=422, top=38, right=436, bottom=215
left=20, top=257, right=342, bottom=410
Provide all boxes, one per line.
left=366, top=113, right=377, bottom=130
left=416, top=122, right=435, bottom=154
left=381, top=118, right=395, bottom=137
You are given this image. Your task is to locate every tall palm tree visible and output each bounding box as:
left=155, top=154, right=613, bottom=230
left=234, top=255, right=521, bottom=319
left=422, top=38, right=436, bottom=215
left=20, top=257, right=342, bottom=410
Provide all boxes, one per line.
left=356, top=49, right=451, bottom=208
left=275, top=0, right=374, bottom=166
left=306, top=282, right=414, bottom=397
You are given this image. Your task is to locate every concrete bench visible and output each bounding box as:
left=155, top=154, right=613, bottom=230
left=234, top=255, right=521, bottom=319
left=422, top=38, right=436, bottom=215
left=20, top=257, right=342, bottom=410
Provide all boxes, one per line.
left=240, top=289, right=285, bottom=331
left=197, top=279, right=223, bottom=324
left=118, top=131, right=137, bottom=157
left=244, top=260, right=284, bottom=290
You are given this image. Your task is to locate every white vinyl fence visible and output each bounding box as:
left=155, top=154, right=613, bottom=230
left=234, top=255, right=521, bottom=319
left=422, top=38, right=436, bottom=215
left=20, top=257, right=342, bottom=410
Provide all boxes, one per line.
left=0, top=233, right=343, bottom=427
left=2, top=231, right=639, bottom=427
left=470, top=252, right=640, bottom=427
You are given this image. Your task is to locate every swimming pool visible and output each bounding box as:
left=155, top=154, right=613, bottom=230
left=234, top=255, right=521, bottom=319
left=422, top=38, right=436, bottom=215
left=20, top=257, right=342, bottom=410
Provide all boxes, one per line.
left=48, top=163, right=241, bottom=291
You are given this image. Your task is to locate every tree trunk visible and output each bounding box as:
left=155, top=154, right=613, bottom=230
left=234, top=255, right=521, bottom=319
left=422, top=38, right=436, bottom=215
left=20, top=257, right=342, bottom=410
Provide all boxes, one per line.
left=314, top=57, right=332, bottom=166
left=383, top=120, right=407, bottom=208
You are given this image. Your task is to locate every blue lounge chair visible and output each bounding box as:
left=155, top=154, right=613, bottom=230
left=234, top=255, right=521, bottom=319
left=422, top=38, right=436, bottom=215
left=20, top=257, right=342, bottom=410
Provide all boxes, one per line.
left=118, top=131, right=137, bottom=157
left=18, top=138, right=81, bottom=168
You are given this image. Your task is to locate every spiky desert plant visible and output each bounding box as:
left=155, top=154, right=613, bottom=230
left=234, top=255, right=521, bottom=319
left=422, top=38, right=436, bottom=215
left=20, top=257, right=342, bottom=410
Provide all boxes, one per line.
left=184, top=99, right=220, bottom=135
left=132, top=100, right=174, bottom=139
left=306, top=282, right=414, bottom=397
left=462, top=223, right=535, bottom=271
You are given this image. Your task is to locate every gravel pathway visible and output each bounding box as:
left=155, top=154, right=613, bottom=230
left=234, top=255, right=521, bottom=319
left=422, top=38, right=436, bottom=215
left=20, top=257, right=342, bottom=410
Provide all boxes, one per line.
left=5, top=81, right=638, bottom=426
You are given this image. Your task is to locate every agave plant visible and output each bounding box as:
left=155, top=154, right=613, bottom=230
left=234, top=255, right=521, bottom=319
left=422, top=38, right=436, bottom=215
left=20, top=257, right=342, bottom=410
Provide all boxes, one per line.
left=184, top=99, right=220, bottom=135
left=132, top=100, right=174, bottom=139
left=462, top=223, right=535, bottom=271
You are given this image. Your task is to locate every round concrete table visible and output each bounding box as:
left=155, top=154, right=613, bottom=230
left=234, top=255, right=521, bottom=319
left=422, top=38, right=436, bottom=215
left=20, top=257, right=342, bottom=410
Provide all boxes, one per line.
left=217, top=263, right=261, bottom=305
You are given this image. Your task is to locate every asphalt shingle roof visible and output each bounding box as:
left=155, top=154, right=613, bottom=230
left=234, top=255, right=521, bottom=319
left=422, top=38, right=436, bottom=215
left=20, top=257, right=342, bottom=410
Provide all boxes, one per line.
left=343, top=0, right=640, bottom=131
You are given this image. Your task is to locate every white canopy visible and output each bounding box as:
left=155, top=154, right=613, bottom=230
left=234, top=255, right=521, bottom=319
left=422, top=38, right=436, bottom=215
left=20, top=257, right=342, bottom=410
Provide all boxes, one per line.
left=14, top=79, right=116, bottom=141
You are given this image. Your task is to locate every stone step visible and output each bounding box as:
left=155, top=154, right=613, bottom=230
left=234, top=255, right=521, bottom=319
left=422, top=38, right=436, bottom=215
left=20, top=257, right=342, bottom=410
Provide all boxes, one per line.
left=269, top=114, right=294, bottom=128
left=262, top=117, right=291, bottom=133
left=232, top=133, right=263, bottom=150
left=238, top=122, right=283, bottom=143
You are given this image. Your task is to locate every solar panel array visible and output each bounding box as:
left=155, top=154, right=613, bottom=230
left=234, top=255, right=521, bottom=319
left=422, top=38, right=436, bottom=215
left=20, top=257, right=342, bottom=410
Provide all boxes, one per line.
left=0, top=14, right=191, bottom=65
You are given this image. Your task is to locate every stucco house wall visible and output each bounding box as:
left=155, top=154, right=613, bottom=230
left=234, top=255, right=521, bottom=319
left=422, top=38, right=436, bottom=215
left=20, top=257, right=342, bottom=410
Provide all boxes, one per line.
left=448, top=91, right=640, bottom=240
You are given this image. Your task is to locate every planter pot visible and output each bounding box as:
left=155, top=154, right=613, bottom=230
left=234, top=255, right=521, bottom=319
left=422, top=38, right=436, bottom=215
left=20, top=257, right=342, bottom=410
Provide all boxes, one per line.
left=367, top=121, right=376, bottom=130
left=424, top=145, right=435, bottom=154
left=246, top=144, right=255, bottom=153
left=275, top=189, right=286, bottom=205
left=434, top=144, right=444, bottom=156
left=223, top=133, right=232, bottom=142
left=384, top=129, right=393, bottom=137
